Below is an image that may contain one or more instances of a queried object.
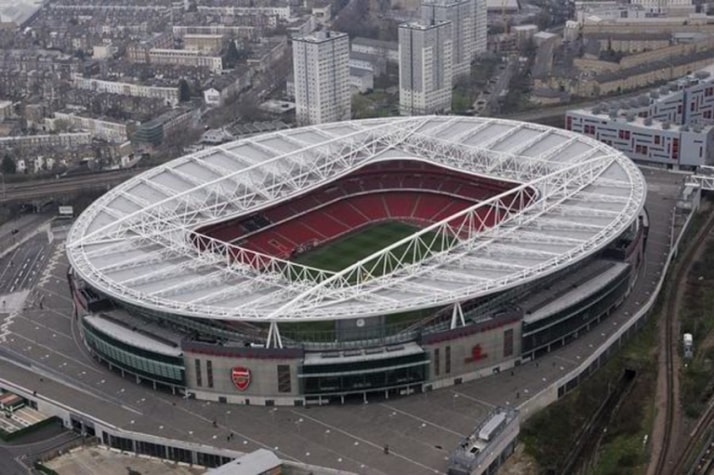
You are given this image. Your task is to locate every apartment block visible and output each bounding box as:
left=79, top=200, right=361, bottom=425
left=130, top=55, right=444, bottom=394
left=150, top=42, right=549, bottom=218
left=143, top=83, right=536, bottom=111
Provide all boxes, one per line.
left=0, top=133, right=92, bottom=150
left=50, top=112, right=130, bottom=144
left=566, top=68, right=714, bottom=169
left=183, top=34, right=225, bottom=55
left=399, top=21, right=453, bottom=116
left=71, top=75, right=180, bottom=107
left=474, top=0, right=487, bottom=54
left=148, top=49, right=223, bottom=74
left=421, top=0, right=474, bottom=79
left=292, top=31, right=351, bottom=125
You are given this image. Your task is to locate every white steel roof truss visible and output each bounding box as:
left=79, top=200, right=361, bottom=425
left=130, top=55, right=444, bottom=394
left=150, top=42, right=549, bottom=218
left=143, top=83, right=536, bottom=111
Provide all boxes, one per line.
left=269, top=153, right=619, bottom=317
left=67, top=117, right=647, bottom=322
left=81, top=236, right=154, bottom=259
left=532, top=216, right=606, bottom=232
left=97, top=246, right=177, bottom=274
left=532, top=136, right=580, bottom=162
left=506, top=129, right=552, bottom=155
left=456, top=254, right=527, bottom=272
left=554, top=203, right=621, bottom=218
left=477, top=123, right=525, bottom=149
left=497, top=230, right=585, bottom=246
left=119, top=256, right=216, bottom=287
left=427, top=268, right=491, bottom=284
left=149, top=268, right=229, bottom=298
left=189, top=279, right=265, bottom=305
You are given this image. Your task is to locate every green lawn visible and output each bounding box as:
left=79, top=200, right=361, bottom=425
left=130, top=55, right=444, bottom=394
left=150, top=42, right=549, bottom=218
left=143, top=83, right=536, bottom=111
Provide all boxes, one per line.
left=291, top=221, right=455, bottom=278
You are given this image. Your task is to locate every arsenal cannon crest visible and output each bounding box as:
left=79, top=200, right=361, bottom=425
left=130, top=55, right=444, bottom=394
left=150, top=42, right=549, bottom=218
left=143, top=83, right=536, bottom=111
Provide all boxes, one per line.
left=231, top=366, right=251, bottom=391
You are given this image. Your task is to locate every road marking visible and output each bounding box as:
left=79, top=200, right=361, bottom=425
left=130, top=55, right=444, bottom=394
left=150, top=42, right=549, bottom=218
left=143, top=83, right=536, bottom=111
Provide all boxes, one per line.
left=290, top=409, right=442, bottom=473
left=380, top=403, right=464, bottom=436
left=14, top=315, right=72, bottom=340
left=9, top=332, right=105, bottom=375
left=446, top=390, right=497, bottom=409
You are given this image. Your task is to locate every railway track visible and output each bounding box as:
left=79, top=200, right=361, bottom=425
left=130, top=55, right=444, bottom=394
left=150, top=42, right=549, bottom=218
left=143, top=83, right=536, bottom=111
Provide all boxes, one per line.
left=654, top=211, right=714, bottom=475
left=674, top=400, right=714, bottom=474
left=0, top=169, right=140, bottom=202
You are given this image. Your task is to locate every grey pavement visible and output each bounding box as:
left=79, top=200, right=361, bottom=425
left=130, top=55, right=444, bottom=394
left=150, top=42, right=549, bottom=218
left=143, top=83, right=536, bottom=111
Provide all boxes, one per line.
left=0, top=169, right=686, bottom=474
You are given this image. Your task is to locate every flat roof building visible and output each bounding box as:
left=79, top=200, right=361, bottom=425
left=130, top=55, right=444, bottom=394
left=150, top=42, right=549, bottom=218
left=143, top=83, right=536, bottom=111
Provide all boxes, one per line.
left=421, top=0, right=475, bottom=79
left=292, top=30, right=351, bottom=125
left=566, top=66, right=714, bottom=169
left=399, top=21, right=453, bottom=116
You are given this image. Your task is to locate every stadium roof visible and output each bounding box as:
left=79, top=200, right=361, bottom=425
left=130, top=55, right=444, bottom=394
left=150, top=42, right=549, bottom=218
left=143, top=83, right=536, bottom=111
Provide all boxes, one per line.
left=66, top=116, right=646, bottom=323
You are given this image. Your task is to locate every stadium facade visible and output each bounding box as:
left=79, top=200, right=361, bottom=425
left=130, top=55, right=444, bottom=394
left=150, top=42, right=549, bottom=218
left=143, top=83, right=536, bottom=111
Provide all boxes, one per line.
left=66, top=116, right=647, bottom=405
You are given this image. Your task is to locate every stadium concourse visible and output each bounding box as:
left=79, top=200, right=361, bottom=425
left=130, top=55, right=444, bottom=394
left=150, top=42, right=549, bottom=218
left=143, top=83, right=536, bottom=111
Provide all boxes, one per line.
left=64, top=115, right=647, bottom=410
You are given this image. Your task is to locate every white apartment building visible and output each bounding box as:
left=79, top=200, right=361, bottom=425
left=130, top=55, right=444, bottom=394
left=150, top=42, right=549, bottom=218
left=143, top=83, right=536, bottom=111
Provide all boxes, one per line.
left=0, top=133, right=92, bottom=150
left=292, top=31, right=351, bottom=125
left=421, top=0, right=474, bottom=80
left=196, top=5, right=291, bottom=19
left=50, top=112, right=129, bottom=144
left=148, top=49, right=223, bottom=74
left=567, top=110, right=713, bottom=168
left=173, top=25, right=257, bottom=41
left=474, top=0, right=487, bottom=54
left=629, top=0, right=694, bottom=15
left=566, top=68, right=714, bottom=168
left=399, top=21, right=453, bottom=116
left=71, top=74, right=180, bottom=107
left=183, top=34, right=224, bottom=55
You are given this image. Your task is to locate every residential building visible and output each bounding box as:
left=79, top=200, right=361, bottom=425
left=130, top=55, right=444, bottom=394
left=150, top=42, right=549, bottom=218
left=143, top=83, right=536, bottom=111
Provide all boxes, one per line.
left=126, top=33, right=174, bottom=64
left=399, top=21, right=453, bottom=116
left=203, top=88, right=221, bottom=107
left=629, top=0, right=694, bottom=16
left=350, top=51, right=387, bottom=77
left=183, top=34, right=225, bottom=55
left=312, top=2, right=332, bottom=25
left=292, top=31, right=351, bottom=125
left=173, top=25, right=258, bottom=41
left=421, top=0, right=474, bottom=80
left=71, top=75, right=181, bottom=107
left=132, top=108, right=198, bottom=148
left=201, top=67, right=254, bottom=108
left=566, top=67, right=714, bottom=169
left=0, top=133, right=92, bottom=150
left=196, top=5, right=291, bottom=21
left=49, top=112, right=130, bottom=144
left=567, top=109, right=713, bottom=169
left=350, top=68, right=374, bottom=94
left=0, top=100, right=12, bottom=121
left=474, top=0, right=487, bottom=54
left=148, top=49, right=223, bottom=74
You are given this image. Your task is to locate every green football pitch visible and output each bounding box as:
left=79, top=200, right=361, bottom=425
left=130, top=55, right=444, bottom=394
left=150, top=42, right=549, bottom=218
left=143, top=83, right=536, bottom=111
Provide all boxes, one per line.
left=291, top=221, right=455, bottom=276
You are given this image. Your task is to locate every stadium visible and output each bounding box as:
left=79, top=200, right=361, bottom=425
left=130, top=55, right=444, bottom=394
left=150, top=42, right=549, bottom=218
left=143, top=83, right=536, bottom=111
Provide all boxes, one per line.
left=66, top=116, right=647, bottom=405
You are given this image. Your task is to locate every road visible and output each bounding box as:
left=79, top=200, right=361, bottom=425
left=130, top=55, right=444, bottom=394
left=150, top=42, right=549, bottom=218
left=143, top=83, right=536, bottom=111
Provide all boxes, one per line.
left=0, top=425, right=80, bottom=474
left=0, top=234, right=51, bottom=296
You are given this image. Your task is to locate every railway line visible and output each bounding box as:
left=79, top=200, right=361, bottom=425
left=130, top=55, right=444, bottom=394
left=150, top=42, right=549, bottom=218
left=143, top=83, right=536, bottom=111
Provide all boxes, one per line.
left=676, top=399, right=714, bottom=474
left=0, top=169, right=140, bottom=203
left=654, top=210, right=714, bottom=475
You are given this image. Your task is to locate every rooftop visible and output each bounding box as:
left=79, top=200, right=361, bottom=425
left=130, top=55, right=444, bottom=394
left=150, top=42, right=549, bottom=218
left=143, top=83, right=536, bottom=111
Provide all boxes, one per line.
left=66, top=116, right=646, bottom=322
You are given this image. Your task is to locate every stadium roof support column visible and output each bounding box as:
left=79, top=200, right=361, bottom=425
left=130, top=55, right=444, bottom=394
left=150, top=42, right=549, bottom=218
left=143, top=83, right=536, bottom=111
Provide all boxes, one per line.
left=450, top=302, right=466, bottom=329
left=266, top=321, right=283, bottom=349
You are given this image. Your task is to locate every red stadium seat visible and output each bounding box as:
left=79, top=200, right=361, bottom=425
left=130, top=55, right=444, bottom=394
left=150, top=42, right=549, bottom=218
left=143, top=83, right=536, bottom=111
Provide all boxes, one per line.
left=195, top=159, right=534, bottom=267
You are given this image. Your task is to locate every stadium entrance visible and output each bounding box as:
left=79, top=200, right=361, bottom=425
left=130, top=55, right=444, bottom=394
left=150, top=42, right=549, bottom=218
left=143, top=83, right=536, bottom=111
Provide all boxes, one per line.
left=300, top=343, right=428, bottom=403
